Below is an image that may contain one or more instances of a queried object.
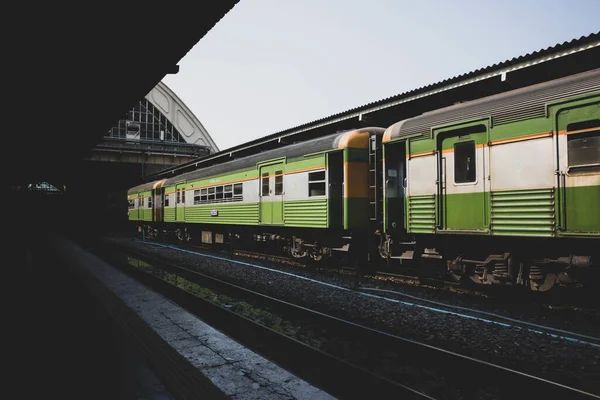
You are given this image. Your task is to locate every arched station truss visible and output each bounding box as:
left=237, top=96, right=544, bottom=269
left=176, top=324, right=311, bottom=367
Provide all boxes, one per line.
left=106, top=81, right=219, bottom=152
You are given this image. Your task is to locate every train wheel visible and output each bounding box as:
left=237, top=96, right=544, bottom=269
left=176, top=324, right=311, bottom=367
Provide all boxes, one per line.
left=529, top=272, right=556, bottom=292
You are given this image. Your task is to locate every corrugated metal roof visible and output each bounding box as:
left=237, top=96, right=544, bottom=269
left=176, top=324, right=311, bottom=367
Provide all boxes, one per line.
left=265, top=31, right=600, bottom=138
left=147, top=31, right=600, bottom=179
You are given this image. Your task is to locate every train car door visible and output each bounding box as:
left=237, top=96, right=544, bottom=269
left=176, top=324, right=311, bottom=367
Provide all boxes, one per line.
left=328, top=151, right=344, bottom=229
left=175, top=183, right=186, bottom=222
left=383, top=141, right=406, bottom=236
left=437, top=122, right=489, bottom=232
left=153, top=180, right=165, bottom=223
left=259, top=162, right=284, bottom=225
left=135, top=193, right=142, bottom=220
left=556, top=101, right=600, bottom=234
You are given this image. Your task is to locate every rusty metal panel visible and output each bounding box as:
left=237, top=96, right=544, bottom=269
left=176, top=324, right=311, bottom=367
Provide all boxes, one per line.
left=201, top=231, right=213, bottom=244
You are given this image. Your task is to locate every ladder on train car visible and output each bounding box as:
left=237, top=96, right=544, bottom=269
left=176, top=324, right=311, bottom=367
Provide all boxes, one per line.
left=369, top=134, right=383, bottom=223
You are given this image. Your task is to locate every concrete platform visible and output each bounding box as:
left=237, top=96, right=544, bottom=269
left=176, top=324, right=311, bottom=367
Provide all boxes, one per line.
left=50, top=234, right=335, bottom=400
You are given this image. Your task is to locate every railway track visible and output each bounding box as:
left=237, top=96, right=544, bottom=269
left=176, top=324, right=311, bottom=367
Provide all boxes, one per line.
left=87, top=237, right=599, bottom=399
left=142, top=235, right=599, bottom=309
left=126, top=236, right=600, bottom=343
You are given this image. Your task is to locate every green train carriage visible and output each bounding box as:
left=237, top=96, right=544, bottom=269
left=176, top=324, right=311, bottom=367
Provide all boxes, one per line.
left=128, top=128, right=384, bottom=260
left=380, top=68, right=600, bottom=291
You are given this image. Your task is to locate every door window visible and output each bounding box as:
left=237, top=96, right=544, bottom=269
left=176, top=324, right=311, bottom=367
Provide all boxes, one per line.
left=275, top=170, right=283, bottom=195
left=454, top=141, right=476, bottom=183
left=262, top=172, right=269, bottom=196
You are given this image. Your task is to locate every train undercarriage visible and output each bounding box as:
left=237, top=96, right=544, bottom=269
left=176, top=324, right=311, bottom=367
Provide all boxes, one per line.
left=135, top=222, right=363, bottom=266
left=379, top=233, right=598, bottom=292
left=135, top=222, right=597, bottom=293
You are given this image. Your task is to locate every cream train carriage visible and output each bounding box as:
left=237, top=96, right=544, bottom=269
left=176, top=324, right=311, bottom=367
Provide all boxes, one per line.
left=380, top=68, right=600, bottom=291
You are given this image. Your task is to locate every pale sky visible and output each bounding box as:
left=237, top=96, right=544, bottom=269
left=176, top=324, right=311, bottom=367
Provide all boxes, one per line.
left=163, top=0, right=600, bottom=151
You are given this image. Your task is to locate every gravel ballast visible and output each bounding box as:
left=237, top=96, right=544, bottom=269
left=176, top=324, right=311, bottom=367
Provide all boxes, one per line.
left=100, top=234, right=600, bottom=395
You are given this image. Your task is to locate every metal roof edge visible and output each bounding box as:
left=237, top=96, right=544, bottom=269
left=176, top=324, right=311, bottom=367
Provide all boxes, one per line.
left=146, top=31, right=600, bottom=179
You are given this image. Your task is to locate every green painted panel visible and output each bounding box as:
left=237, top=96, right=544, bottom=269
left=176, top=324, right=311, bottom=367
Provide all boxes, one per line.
left=185, top=203, right=259, bottom=225
left=288, top=154, right=326, bottom=171
left=553, top=98, right=600, bottom=130
left=189, top=169, right=257, bottom=188
left=185, top=155, right=325, bottom=189
left=442, top=192, right=487, bottom=231
left=408, top=138, right=434, bottom=155
left=260, top=201, right=272, bottom=224
left=564, top=185, right=600, bottom=234
left=164, top=208, right=176, bottom=222
left=284, top=199, right=328, bottom=228
left=139, top=209, right=153, bottom=222
left=489, top=118, right=550, bottom=142
left=491, top=188, right=555, bottom=237
left=273, top=199, right=283, bottom=224
left=407, top=195, right=436, bottom=233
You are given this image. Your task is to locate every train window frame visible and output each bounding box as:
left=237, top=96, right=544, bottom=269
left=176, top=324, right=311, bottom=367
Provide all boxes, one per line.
left=308, top=170, right=326, bottom=197
left=234, top=183, right=243, bottom=195
left=233, top=183, right=243, bottom=202
left=165, top=194, right=170, bottom=207
left=453, top=140, right=477, bottom=185
left=148, top=196, right=153, bottom=208
left=566, top=123, right=600, bottom=173
left=275, top=170, right=283, bottom=195
left=261, top=173, right=270, bottom=196
left=176, top=191, right=180, bottom=204
left=182, top=189, right=186, bottom=204
left=224, top=184, right=233, bottom=201
left=193, top=189, right=201, bottom=205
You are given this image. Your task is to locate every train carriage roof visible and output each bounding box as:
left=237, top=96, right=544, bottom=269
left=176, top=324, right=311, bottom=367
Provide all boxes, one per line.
left=383, top=68, right=600, bottom=143
left=127, top=179, right=166, bottom=195
left=162, top=127, right=384, bottom=186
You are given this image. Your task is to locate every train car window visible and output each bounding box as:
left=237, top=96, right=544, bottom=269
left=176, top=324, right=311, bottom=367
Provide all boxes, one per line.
left=454, top=141, right=476, bottom=183
left=193, top=189, right=201, bottom=205
left=148, top=197, right=152, bottom=208
left=262, top=173, right=269, bottom=196
left=234, top=183, right=243, bottom=195
left=234, top=183, right=243, bottom=202
left=200, top=188, right=208, bottom=203
left=182, top=189, right=186, bottom=204
left=567, top=123, right=600, bottom=169
left=165, top=195, right=170, bottom=207
left=208, top=187, right=215, bottom=201
left=275, top=170, right=283, bottom=195
left=308, top=171, right=326, bottom=197
left=216, top=186, right=224, bottom=200
left=176, top=191, right=180, bottom=204
left=224, top=184, right=233, bottom=201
